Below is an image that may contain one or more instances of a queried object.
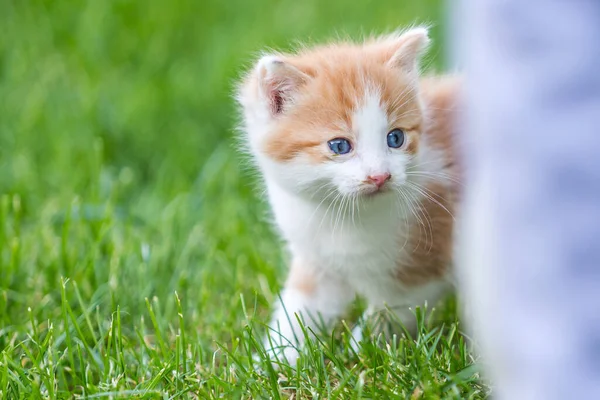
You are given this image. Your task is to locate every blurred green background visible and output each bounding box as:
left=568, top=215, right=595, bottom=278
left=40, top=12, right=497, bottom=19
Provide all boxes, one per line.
left=1, top=0, right=445, bottom=203
left=0, top=0, right=468, bottom=397
left=1, top=0, right=446, bottom=320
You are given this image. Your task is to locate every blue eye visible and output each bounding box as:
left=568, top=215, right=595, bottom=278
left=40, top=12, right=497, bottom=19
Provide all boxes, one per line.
left=387, top=129, right=405, bottom=148
left=328, top=138, right=352, bottom=155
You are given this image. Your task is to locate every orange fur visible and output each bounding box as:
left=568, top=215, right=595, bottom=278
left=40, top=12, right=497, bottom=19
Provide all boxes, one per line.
left=285, top=260, right=317, bottom=295
left=248, top=43, right=424, bottom=163
left=241, top=35, right=460, bottom=288
left=397, top=76, right=460, bottom=286
left=237, top=30, right=461, bottom=363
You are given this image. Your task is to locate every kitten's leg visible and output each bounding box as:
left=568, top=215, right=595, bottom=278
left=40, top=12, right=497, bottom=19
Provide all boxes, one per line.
left=264, top=259, right=355, bottom=366
left=351, top=279, right=452, bottom=350
left=350, top=304, right=419, bottom=354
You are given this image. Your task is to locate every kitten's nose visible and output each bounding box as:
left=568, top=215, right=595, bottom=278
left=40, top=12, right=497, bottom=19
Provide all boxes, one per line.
left=367, top=173, right=391, bottom=188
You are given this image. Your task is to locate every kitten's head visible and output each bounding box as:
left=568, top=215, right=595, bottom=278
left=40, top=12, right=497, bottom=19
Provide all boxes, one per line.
left=237, top=28, right=431, bottom=201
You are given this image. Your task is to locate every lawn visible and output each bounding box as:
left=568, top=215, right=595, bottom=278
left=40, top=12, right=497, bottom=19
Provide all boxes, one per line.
left=0, top=0, right=488, bottom=398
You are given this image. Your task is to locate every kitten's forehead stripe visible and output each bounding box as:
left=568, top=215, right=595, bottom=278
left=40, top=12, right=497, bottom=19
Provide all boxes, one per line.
left=353, top=90, right=389, bottom=155
left=353, top=89, right=387, bottom=130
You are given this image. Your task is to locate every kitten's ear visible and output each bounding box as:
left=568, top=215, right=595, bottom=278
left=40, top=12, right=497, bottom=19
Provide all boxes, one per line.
left=256, top=55, right=309, bottom=116
left=382, top=27, right=430, bottom=75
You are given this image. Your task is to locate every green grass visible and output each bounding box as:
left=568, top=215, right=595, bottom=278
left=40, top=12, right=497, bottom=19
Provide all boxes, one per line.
left=0, top=0, right=488, bottom=398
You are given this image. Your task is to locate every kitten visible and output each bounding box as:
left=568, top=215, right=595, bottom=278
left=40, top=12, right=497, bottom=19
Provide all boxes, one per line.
left=236, top=27, right=460, bottom=366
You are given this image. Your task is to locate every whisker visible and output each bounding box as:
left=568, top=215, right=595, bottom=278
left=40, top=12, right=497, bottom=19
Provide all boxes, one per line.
left=405, top=187, right=435, bottom=254
left=406, top=158, right=452, bottom=171
left=406, top=181, right=456, bottom=221
left=306, top=187, right=338, bottom=227
left=331, top=193, right=347, bottom=239
left=406, top=171, right=463, bottom=186
left=395, top=110, right=422, bottom=119
left=332, top=195, right=343, bottom=236
left=398, top=186, right=433, bottom=253
left=389, top=85, right=418, bottom=111
left=424, top=106, right=458, bottom=112
left=351, top=194, right=357, bottom=229
left=308, top=182, right=335, bottom=201
left=393, top=188, right=413, bottom=253
left=318, top=191, right=342, bottom=235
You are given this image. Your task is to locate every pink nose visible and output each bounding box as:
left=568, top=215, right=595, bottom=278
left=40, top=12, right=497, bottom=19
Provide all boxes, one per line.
left=367, top=173, right=391, bottom=188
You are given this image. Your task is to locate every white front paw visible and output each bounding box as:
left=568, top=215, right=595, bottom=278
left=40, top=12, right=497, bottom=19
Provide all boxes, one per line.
left=350, top=324, right=364, bottom=353
left=259, top=325, right=302, bottom=368
left=262, top=341, right=301, bottom=367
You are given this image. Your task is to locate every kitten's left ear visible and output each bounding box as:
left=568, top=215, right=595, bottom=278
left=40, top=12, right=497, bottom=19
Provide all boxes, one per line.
left=383, top=27, right=431, bottom=75
left=255, top=55, right=310, bottom=116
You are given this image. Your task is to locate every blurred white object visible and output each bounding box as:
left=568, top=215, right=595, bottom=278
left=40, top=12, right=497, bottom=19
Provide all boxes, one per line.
left=455, top=0, right=600, bottom=399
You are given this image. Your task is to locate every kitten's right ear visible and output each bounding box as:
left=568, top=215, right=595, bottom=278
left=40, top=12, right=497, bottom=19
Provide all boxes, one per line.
left=372, top=27, right=430, bottom=77
left=387, top=28, right=430, bottom=74
left=255, top=55, right=309, bottom=116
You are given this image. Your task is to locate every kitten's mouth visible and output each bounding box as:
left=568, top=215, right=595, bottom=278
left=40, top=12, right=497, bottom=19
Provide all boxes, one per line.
left=361, top=184, right=390, bottom=198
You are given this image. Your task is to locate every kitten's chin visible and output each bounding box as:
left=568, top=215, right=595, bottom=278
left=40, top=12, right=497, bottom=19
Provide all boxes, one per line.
left=350, top=186, right=396, bottom=203
left=359, top=185, right=392, bottom=198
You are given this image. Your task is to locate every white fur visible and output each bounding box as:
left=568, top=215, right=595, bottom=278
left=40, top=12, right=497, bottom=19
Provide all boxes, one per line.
left=240, top=60, right=452, bottom=366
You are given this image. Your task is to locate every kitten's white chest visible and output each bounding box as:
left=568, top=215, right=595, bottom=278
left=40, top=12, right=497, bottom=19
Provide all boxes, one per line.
left=312, top=224, right=408, bottom=301
left=268, top=183, right=409, bottom=295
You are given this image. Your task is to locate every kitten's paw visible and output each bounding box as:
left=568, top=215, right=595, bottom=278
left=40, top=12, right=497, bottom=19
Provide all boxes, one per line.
left=260, top=343, right=300, bottom=368
left=350, top=324, right=364, bottom=354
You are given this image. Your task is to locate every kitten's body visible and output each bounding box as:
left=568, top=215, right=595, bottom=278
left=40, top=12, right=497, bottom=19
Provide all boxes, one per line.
left=237, top=28, right=460, bottom=365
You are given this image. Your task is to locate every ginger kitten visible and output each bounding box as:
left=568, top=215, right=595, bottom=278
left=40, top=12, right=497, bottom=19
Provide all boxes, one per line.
left=236, top=27, right=460, bottom=365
